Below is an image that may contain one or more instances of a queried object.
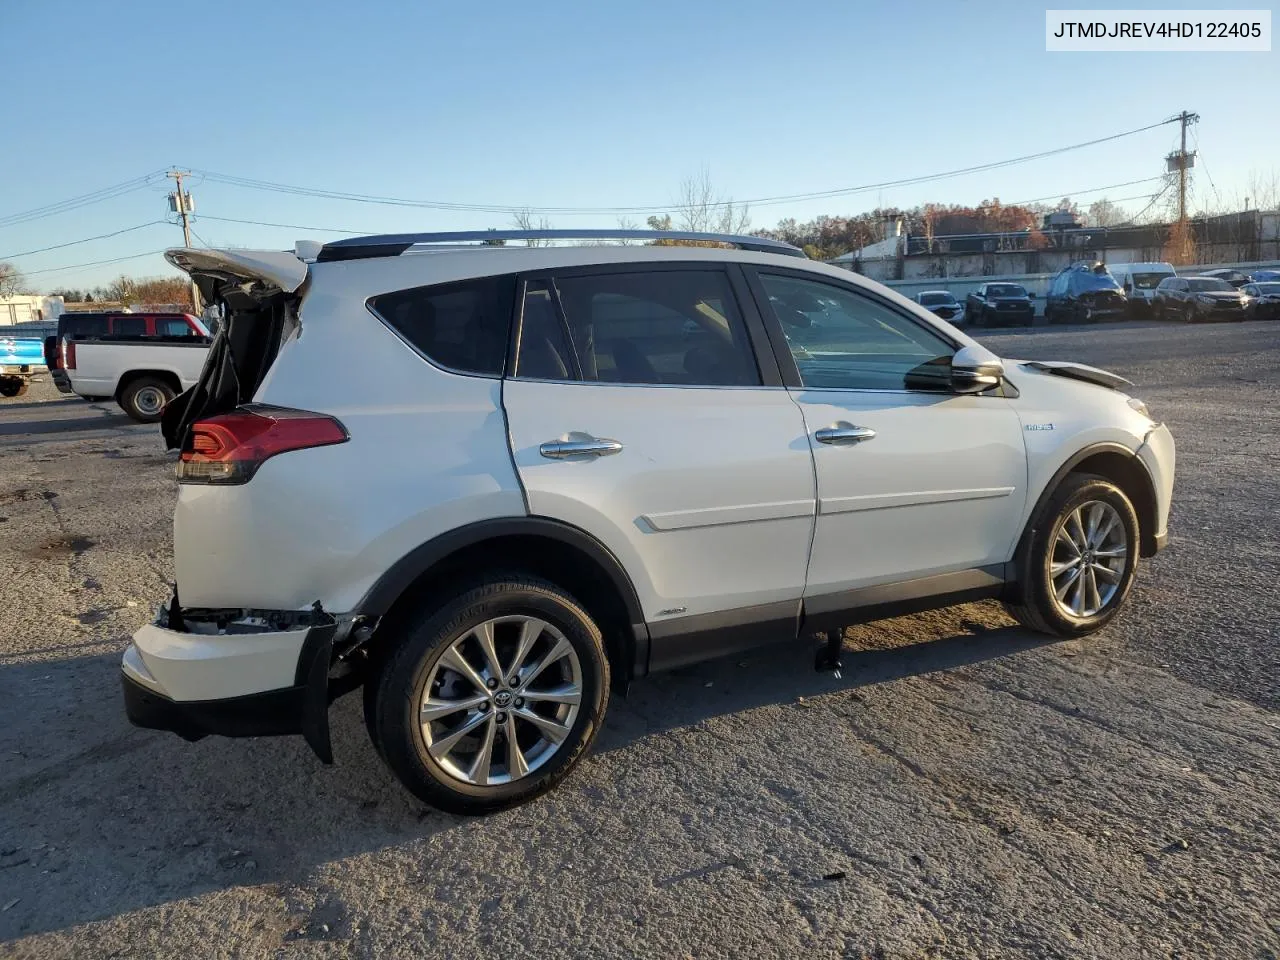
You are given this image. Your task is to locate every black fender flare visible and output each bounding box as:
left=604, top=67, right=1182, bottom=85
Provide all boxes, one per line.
left=1008, top=441, right=1159, bottom=600
left=355, top=516, right=647, bottom=627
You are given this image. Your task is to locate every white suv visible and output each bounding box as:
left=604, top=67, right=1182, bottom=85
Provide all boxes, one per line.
left=122, top=229, right=1175, bottom=813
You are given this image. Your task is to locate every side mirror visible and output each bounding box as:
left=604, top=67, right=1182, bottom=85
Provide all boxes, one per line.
left=952, top=344, right=1005, bottom=394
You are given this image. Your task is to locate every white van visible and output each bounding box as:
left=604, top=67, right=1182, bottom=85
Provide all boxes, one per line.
left=1108, top=263, right=1177, bottom=312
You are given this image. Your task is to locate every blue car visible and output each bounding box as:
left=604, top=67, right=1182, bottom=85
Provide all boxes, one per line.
left=0, top=335, right=47, bottom=397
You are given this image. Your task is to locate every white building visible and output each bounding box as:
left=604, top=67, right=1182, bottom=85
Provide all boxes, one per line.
left=0, top=294, right=64, bottom=326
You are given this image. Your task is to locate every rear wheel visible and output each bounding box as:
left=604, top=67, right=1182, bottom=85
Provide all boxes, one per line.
left=119, top=376, right=175, bottom=423
left=369, top=576, right=609, bottom=813
left=1005, top=474, right=1139, bottom=637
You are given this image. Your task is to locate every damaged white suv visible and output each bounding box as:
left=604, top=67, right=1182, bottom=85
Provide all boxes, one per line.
left=123, top=229, right=1175, bottom=813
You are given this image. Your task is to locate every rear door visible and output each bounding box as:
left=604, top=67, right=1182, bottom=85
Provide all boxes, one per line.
left=743, top=267, right=1027, bottom=622
left=502, top=263, right=816, bottom=666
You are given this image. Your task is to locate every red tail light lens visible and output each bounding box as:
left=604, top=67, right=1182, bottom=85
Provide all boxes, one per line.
left=63, top=340, right=76, bottom=370
left=177, top=406, right=348, bottom=485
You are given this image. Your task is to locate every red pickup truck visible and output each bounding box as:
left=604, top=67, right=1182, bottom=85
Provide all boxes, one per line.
left=45, top=311, right=208, bottom=395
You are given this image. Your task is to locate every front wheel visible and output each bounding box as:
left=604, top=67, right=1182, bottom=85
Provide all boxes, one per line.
left=1004, top=475, right=1140, bottom=637
left=369, top=577, right=610, bottom=814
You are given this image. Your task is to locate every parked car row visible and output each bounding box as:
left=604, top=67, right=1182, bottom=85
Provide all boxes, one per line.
left=910, top=261, right=1280, bottom=328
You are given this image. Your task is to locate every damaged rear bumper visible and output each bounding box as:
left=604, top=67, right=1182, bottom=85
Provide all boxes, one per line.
left=121, top=598, right=353, bottom=762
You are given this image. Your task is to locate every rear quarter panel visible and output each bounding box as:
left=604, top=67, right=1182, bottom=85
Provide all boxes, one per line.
left=173, top=271, right=525, bottom=612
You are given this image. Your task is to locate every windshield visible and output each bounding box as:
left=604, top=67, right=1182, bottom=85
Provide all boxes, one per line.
left=1253, top=282, right=1280, bottom=295
left=1131, top=272, right=1170, bottom=289
left=986, top=284, right=1027, bottom=297
left=1187, top=278, right=1232, bottom=292
left=918, top=292, right=956, bottom=306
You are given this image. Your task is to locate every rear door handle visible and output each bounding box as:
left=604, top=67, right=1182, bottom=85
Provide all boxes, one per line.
left=540, top=436, right=624, bottom=459
left=815, top=423, right=876, bottom=446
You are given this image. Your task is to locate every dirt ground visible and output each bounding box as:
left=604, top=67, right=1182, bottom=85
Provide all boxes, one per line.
left=1, top=321, right=1277, bottom=959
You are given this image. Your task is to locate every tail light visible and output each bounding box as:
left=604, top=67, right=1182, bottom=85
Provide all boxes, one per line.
left=63, top=340, right=76, bottom=370
left=177, top=406, right=348, bottom=485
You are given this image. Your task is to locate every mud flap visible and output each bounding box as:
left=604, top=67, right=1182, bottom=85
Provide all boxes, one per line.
left=298, top=621, right=337, bottom=764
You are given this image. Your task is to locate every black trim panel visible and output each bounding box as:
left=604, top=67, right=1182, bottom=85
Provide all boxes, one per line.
left=1018, top=442, right=1160, bottom=558
left=644, top=565, right=1014, bottom=672
left=647, top=599, right=802, bottom=673
left=123, top=673, right=304, bottom=741
left=800, top=565, right=1008, bottom=634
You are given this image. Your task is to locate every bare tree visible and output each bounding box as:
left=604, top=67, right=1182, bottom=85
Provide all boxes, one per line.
left=0, top=262, right=24, bottom=298
left=1087, top=197, right=1128, bottom=228
left=511, top=208, right=554, bottom=246
left=675, top=168, right=751, bottom=235
left=615, top=216, right=641, bottom=245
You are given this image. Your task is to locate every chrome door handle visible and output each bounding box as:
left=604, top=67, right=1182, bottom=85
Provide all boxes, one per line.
left=539, top=436, right=624, bottom=459
left=815, top=423, right=876, bottom=446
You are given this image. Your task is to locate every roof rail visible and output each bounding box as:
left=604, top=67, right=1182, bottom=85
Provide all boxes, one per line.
left=315, top=229, right=805, bottom=262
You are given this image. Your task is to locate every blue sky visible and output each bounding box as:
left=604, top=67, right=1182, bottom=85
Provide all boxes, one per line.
left=3, top=0, right=1277, bottom=290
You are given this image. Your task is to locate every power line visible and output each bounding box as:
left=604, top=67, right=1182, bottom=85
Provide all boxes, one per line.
left=1191, top=129, right=1220, bottom=208
left=196, top=178, right=1166, bottom=240
left=1127, top=182, right=1173, bottom=224
left=0, top=171, right=167, bottom=229
left=196, top=213, right=369, bottom=234
left=1007, top=176, right=1163, bottom=207
left=11, top=250, right=166, bottom=279
left=0, top=220, right=167, bottom=260
left=189, top=118, right=1178, bottom=216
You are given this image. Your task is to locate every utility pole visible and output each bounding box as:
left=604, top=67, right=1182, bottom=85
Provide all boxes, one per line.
left=167, top=169, right=201, bottom=313
left=1167, top=111, right=1199, bottom=225
left=1163, top=111, right=1199, bottom=265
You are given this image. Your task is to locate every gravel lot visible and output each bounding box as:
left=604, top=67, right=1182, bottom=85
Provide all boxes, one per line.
left=2, top=321, right=1278, bottom=959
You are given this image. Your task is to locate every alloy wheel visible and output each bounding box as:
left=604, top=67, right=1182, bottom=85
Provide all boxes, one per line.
left=1049, top=500, right=1128, bottom=619
left=419, top=616, right=583, bottom=786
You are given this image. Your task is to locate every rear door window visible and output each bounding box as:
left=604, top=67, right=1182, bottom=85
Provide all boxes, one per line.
left=113, top=316, right=147, bottom=336
left=516, top=269, right=760, bottom=387
left=369, top=275, right=517, bottom=376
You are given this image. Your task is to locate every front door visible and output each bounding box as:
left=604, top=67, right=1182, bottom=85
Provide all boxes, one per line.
left=502, top=264, right=816, bottom=667
left=746, top=269, right=1027, bottom=613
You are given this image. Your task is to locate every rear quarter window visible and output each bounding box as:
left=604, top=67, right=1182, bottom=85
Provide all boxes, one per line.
left=60, top=316, right=109, bottom=338
left=369, top=275, right=517, bottom=377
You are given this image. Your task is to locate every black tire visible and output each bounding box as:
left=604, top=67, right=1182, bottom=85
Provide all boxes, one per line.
left=119, top=376, right=175, bottom=423
left=1004, top=474, right=1140, bottom=637
left=369, top=576, right=610, bottom=814
left=0, top=377, right=28, bottom=398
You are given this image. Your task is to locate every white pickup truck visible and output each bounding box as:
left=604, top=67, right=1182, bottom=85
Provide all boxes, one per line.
left=63, top=337, right=211, bottom=422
